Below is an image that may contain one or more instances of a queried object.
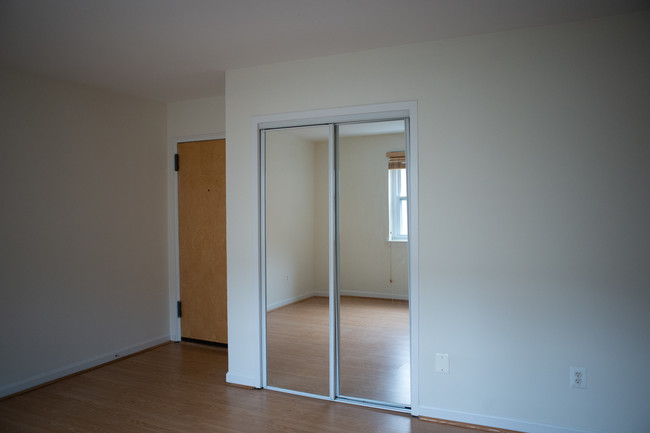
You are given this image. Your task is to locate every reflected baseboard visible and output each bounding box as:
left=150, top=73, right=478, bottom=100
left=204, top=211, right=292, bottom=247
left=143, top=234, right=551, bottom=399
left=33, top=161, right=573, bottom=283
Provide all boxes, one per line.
left=267, top=290, right=408, bottom=312
left=267, top=292, right=316, bottom=311
left=340, top=291, right=408, bottom=301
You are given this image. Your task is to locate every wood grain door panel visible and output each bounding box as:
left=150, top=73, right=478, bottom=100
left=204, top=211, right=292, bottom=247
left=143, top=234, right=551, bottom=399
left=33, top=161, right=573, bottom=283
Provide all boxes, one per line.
left=178, top=139, right=227, bottom=344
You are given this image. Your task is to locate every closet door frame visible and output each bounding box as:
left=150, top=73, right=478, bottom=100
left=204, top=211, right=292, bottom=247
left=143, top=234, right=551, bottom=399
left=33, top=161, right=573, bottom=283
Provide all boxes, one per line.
left=256, top=101, right=420, bottom=414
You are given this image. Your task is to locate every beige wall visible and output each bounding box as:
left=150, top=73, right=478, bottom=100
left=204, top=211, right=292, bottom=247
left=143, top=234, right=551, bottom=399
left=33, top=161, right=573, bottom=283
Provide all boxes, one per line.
left=337, top=133, right=408, bottom=299
left=265, top=131, right=409, bottom=308
left=167, top=96, right=225, bottom=139
left=225, top=12, right=650, bottom=433
left=265, top=130, right=320, bottom=309
left=0, top=68, right=169, bottom=396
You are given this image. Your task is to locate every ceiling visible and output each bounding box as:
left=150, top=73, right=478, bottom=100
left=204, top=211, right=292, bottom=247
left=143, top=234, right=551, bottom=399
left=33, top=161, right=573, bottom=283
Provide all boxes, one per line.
left=1, top=0, right=647, bottom=102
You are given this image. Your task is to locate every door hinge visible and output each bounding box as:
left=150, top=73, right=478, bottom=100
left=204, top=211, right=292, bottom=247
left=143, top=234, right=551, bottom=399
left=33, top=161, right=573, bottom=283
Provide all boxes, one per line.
left=174, top=153, right=179, bottom=172
left=177, top=301, right=182, bottom=318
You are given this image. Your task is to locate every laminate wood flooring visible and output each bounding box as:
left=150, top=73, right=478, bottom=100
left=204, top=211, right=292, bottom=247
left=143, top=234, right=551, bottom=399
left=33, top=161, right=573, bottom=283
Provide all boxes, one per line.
left=0, top=342, right=482, bottom=433
left=267, top=296, right=410, bottom=405
left=266, top=296, right=330, bottom=396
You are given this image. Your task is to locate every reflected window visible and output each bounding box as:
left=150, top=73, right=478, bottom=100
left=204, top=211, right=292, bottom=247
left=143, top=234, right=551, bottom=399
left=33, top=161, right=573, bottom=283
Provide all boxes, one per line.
left=387, top=151, right=407, bottom=241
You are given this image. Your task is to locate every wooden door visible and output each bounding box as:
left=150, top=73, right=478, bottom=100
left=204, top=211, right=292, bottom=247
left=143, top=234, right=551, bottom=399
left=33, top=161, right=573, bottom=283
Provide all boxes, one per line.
left=177, top=139, right=227, bottom=344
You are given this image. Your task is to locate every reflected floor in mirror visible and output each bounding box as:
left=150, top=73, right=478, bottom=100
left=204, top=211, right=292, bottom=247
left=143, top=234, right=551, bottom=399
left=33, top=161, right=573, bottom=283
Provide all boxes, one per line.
left=266, top=296, right=410, bottom=405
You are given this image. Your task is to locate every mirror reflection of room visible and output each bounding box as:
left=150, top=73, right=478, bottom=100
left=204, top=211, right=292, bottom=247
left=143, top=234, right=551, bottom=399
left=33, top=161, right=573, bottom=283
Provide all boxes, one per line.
left=338, top=122, right=409, bottom=405
left=265, top=121, right=409, bottom=406
left=265, top=125, right=330, bottom=396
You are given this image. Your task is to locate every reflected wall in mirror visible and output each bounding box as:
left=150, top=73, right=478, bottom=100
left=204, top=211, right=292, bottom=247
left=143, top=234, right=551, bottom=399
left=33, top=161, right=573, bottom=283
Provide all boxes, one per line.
left=338, top=122, right=410, bottom=405
left=265, top=126, right=330, bottom=396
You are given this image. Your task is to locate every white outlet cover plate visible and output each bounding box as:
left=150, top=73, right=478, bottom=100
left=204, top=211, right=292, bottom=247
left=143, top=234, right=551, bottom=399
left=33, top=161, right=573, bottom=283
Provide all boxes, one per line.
left=435, top=353, right=449, bottom=373
left=570, top=366, right=587, bottom=388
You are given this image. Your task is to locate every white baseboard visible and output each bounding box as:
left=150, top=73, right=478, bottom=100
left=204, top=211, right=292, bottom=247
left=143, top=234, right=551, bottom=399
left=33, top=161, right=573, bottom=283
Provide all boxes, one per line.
left=267, top=292, right=315, bottom=311
left=268, top=291, right=408, bottom=311
left=340, top=290, right=408, bottom=300
left=418, top=406, right=595, bottom=433
left=313, top=290, right=408, bottom=300
left=0, top=335, right=170, bottom=399
left=226, top=371, right=258, bottom=388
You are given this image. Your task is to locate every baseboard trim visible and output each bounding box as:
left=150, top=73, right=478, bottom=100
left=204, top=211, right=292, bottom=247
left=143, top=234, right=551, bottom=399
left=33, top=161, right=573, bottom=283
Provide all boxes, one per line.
left=226, top=372, right=259, bottom=389
left=340, top=291, right=409, bottom=301
left=0, top=335, right=170, bottom=399
left=418, top=406, right=595, bottom=433
left=224, top=382, right=256, bottom=390
left=420, top=416, right=522, bottom=433
left=267, top=292, right=314, bottom=311
left=268, top=291, right=408, bottom=311
left=313, top=290, right=408, bottom=301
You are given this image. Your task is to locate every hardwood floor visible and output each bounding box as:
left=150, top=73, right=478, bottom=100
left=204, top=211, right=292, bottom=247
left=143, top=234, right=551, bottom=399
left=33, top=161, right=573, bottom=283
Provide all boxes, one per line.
left=0, top=342, right=482, bottom=433
left=266, top=296, right=329, bottom=396
left=267, top=296, right=410, bottom=404
left=340, top=297, right=410, bottom=405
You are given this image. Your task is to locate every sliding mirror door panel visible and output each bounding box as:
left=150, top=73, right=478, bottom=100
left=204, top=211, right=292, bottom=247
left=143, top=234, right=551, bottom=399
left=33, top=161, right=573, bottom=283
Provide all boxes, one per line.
left=337, top=121, right=410, bottom=406
left=264, top=126, right=330, bottom=396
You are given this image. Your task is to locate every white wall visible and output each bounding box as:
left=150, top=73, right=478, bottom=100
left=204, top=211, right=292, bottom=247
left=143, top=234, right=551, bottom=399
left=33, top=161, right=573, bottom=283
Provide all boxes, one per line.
left=167, top=95, right=225, bottom=139
left=0, top=68, right=169, bottom=397
left=225, top=12, right=650, bottom=433
left=265, top=130, right=319, bottom=309
left=337, top=133, right=408, bottom=299
left=269, top=131, right=409, bottom=308
left=313, top=140, right=330, bottom=296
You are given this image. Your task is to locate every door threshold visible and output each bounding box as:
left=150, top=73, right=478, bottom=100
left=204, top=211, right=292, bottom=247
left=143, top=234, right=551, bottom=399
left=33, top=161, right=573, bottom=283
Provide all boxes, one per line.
left=180, top=337, right=228, bottom=349
left=265, top=386, right=332, bottom=401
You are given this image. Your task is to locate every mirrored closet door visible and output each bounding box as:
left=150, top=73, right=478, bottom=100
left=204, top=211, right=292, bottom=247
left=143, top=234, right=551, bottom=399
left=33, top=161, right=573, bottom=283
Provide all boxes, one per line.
left=264, top=125, right=330, bottom=396
left=263, top=119, right=410, bottom=408
left=337, top=122, right=410, bottom=406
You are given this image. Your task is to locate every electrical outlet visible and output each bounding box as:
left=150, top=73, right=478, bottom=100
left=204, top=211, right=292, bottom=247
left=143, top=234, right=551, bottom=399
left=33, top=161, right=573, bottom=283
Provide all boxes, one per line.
left=570, top=366, right=587, bottom=388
